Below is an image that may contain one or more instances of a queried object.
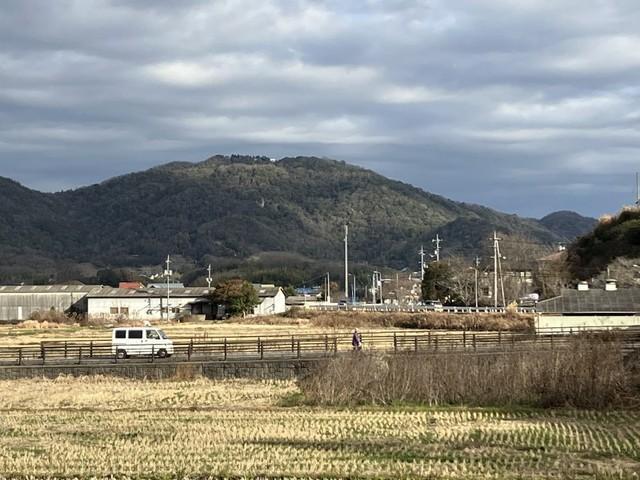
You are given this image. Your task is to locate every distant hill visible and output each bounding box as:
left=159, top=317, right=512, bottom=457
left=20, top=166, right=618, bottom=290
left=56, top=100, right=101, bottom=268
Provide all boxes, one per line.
left=0, top=155, right=568, bottom=284
left=567, top=208, right=640, bottom=280
left=540, top=211, right=597, bottom=241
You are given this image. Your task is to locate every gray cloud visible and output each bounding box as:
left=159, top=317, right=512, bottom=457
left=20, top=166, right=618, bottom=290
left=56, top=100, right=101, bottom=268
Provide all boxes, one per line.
left=1, top=0, right=639, bottom=217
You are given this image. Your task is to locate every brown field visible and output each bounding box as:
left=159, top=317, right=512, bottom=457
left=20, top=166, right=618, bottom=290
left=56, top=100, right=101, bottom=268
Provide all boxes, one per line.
left=0, top=376, right=637, bottom=479
left=0, top=310, right=532, bottom=347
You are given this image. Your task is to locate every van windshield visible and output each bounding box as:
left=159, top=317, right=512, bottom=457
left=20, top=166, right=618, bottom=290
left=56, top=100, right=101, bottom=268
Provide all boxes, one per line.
left=158, top=330, right=168, bottom=339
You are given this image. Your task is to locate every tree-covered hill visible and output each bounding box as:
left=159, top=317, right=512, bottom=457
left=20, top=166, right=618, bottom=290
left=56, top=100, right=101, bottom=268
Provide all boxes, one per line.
left=567, top=208, right=640, bottom=280
left=540, top=211, right=597, bottom=241
left=0, top=155, right=588, bottom=284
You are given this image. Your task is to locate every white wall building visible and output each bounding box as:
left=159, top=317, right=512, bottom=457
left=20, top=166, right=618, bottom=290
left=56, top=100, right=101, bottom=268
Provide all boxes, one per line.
left=535, top=282, right=640, bottom=333
left=253, top=285, right=286, bottom=316
left=86, top=287, right=213, bottom=320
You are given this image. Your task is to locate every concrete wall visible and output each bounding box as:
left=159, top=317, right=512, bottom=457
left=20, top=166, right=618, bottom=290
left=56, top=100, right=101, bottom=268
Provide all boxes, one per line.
left=535, top=314, right=640, bottom=333
left=87, top=296, right=201, bottom=320
left=0, top=292, right=88, bottom=321
left=0, top=358, right=324, bottom=380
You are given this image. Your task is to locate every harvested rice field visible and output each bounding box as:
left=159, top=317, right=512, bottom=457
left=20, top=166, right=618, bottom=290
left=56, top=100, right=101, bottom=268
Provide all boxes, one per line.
left=0, top=376, right=638, bottom=479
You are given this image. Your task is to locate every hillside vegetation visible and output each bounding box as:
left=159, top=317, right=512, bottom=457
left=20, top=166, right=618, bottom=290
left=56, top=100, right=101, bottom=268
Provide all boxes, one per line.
left=0, top=155, right=592, bottom=284
left=567, top=208, right=640, bottom=280
left=540, top=210, right=597, bottom=241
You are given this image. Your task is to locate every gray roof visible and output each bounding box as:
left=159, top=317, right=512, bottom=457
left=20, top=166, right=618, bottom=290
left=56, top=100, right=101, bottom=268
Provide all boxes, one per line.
left=537, top=288, right=640, bottom=314
left=286, top=295, right=319, bottom=305
left=147, top=282, right=185, bottom=289
left=0, top=285, right=104, bottom=294
left=86, top=287, right=212, bottom=298
left=253, top=284, right=282, bottom=298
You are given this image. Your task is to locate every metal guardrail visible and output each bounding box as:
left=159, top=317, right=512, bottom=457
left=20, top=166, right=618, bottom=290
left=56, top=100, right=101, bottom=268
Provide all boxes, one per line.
left=0, top=326, right=637, bottom=367
left=305, top=304, right=537, bottom=314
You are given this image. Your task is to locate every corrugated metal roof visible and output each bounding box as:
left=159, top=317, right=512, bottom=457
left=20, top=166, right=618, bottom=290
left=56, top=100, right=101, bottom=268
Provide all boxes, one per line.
left=86, top=287, right=212, bottom=298
left=0, top=285, right=104, bottom=294
left=537, top=288, right=640, bottom=313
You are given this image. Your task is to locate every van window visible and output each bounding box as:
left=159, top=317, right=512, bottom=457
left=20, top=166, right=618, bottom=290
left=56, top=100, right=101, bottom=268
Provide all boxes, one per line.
left=158, top=330, right=168, bottom=339
left=115, top=330, right=126, bottom=339
left=128, top=330, right=143, bottom=339
left=146, top=330, right=160, bottom=340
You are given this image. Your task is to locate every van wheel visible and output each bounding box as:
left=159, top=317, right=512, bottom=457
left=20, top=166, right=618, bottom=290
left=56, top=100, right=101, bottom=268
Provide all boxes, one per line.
left=116, top=349, right=127, bottom=359
left=156, top=349, right=168, bottom=358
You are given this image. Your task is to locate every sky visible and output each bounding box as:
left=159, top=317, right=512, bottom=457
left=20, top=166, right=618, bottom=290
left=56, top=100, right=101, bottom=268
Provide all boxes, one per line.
left=1, top=0, right=639, bottom=218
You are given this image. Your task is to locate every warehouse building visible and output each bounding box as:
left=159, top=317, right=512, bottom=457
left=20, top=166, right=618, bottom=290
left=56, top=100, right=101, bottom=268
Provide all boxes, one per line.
left=0, top=283, right=287, bottom=322
left=0, top=284, right=104, bottom=321
left=85, top=287, right=213, bottom=321
left=535, top=280, right=640, bottom=332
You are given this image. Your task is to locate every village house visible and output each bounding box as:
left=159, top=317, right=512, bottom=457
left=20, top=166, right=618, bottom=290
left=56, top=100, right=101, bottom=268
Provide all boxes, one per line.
left=252, top=284, right=286, bottom=316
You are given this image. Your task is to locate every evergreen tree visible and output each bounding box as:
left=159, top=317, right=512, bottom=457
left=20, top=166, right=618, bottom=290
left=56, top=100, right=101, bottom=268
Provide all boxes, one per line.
left=209, top=279, right=259, bottom=316
left=421, top=263, right=456, bottom=303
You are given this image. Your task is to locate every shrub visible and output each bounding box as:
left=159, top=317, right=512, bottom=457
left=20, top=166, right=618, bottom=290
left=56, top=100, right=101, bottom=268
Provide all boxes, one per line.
left=299, top=335, right=634, bottom=408
left=29, top=309, right=82, bottom=325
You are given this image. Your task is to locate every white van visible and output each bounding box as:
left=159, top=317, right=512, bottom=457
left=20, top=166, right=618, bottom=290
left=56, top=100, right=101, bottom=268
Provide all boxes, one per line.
left=111, top=327, right=174, bottom=359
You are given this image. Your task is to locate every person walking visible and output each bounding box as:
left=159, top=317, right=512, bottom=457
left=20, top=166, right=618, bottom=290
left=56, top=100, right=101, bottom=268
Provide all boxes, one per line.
left=351, top=328, right=362, bottom=351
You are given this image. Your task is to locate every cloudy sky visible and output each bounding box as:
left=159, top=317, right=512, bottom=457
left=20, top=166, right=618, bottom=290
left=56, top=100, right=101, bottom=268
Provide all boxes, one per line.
left=1, top=0, right=639, bottom=218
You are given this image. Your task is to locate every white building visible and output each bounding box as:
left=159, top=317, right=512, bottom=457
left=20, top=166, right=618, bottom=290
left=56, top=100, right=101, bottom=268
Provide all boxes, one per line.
left=535, top=281, right=640, bottom=332
left=86, top=287, right=213, bottom=321
left=253, top=285, right=286, bottom=316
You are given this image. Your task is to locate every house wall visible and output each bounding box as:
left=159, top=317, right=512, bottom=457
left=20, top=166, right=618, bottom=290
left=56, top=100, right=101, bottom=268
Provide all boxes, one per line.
left=535, top=314, right=640, bottom=333
left=87, top=296, right=200, bottom=320
left=0, top=292, right=89, bottom=321
left=254, top=291, right=286, bottom=316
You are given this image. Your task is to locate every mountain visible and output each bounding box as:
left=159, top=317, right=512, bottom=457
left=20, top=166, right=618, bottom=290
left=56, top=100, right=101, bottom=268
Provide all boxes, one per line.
left=540, top=211, right=597, bottom=241
left=0, top=155, right=567, bottom=284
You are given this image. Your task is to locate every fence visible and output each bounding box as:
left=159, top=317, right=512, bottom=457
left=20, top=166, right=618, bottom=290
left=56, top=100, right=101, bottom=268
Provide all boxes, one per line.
left=0, top=326, right=637, bottom=367
left=306, top=304, right=537, bottom=314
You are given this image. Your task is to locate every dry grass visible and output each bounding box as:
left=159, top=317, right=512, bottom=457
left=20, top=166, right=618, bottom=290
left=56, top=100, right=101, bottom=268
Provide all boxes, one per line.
left=0, top=376, right=637, bottom=479
left=0, top=321, right=371, bottom=346
left=300, top=336, right=637, bottom=409
left=251, top=309, right=534, bottom=332
left=0, top=376, right=296, bottom=411
left=0, top=311, right=513, bottom=347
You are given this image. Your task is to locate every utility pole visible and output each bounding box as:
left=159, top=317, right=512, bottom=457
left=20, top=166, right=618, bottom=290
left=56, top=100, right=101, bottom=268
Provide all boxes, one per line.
left=419, top=245, right=426, bottom=280
left=164, top=255, right=172, bottom=319
left=326, top=272, right=331, bottom=304
left=474, top=256, right=480, bottom=309
left=372, top=271, right=378, bottom=304
left=492, top=232, right=506, bottom=308
left=206, top=264, right=213, bottom=289
left=352, top=274, right=356, bottom=304
left=344, top=224, right=349, bottom=300
left=492, top=232, right=499, bottom=309
left=432, top=234, right=442, bottom=262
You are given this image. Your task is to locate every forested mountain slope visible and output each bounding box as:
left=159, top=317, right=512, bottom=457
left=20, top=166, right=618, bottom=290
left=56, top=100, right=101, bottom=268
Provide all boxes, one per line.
left=0, top=155, right=582, bottom=283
